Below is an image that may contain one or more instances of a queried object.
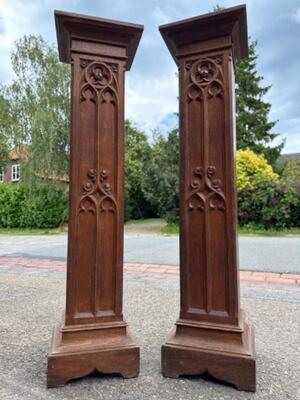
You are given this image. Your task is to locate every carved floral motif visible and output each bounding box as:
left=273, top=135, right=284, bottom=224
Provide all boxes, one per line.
left=80, top=61, right=118, bottom=104
left=187, top=166, right=225, bottom=212
left=79, top=169, right=117, bottom=215
left=186, top=57, right=224, bottom=102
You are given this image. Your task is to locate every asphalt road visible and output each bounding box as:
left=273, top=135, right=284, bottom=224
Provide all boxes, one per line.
left=0, top=233, right=299, bottom=274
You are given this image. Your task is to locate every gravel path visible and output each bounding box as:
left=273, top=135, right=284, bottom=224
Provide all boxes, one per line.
left=0, top=267, right=299, bottom=399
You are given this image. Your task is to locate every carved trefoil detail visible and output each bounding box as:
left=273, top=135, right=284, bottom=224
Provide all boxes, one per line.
left=187, top=166, right=225, bottom=212
left=79, top=169, right=117, bottom=215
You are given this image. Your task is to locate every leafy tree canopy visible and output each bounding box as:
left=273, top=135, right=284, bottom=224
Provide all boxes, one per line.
left=124, top=120, right=154, bottom=220
left=281, top=160, right=300, bottom=194
left=0, top=35, right=70, bottom=182
left=0, top=94, right=12, bottom=168
left=236, top=41, right=284, bottom=164
left=144, top=127, right=179, bottom=224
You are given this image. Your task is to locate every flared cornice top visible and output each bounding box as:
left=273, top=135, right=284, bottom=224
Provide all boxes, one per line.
left=55, top=10, right=143, bottom=70
left=159, top=5, right=248, bottom=64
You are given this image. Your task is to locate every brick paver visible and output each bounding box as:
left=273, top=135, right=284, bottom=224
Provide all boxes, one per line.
left=0, top=256, right=299, bottom=285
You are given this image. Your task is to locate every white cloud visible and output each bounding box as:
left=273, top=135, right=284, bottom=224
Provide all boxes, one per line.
left=0, top=0, right=299, bottom=151
left=282, top=134, right=300, bottom=153
left=0, top=0, right=55, bottom=81
left=125, top=69, right=178, bottom=132
left=292, top=8, right=300, bottom=23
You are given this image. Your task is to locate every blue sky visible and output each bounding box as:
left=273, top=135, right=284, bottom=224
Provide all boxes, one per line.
left=0, top=0, right=299, bottom=153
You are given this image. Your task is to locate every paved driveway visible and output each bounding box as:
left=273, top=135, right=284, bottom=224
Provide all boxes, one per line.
left=0, top=233, right=299, bottom=274
left=0, top=265, right=299, bottom=399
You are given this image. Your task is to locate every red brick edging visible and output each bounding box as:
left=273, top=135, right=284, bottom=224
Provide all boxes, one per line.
left=0, top=256, right=299, bottom=286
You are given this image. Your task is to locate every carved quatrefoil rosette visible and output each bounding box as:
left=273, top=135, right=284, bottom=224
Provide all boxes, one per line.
left=187, top=166, right=226, bottom=212
left=80, top=61, right=119, bottom=104
left=186, top=57, right=224, bottom=102
left=85, top=62, right=113, bottom=88
left=191, top=60, right=218, bottom=85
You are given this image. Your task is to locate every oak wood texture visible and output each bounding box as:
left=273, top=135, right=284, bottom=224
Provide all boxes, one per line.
left=47, top=11, right=143, bottom=387
left=159, top=5, right=256, bottom=392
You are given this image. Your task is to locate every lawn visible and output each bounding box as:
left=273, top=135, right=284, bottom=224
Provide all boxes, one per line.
left=161, top=223, right=300, bottom=236
left=1, top=218, right=300, bottom=236
left=0, top=226, right=67, bottom=235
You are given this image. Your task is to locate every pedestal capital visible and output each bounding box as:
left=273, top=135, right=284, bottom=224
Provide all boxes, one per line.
left=55, top=10, right=143, bottom=70
left=159, top=5, right=248, bottom=64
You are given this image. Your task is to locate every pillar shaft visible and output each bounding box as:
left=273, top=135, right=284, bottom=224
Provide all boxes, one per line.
left=160, top=5, right=256, bottom=392
left=47, top=11, right=143, bottom=387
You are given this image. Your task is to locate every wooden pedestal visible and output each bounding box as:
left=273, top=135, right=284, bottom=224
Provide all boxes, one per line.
left=159, top=6, right=256, bottom=392
left=47, top=11, right=143, bottom=387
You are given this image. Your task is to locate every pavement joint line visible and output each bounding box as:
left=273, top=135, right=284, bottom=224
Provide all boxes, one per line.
left=0, top=256, right=299, bottom=285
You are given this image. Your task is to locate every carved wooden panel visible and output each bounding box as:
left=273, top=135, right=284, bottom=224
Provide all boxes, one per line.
left=66, top=55, right=125, bottom=325
left=180, top=53, right=237, bottom=324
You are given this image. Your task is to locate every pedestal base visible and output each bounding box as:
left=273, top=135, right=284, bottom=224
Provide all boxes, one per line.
left=161, top=316, right=256, bottom=392
left=47, top=320, right=139, bottom=387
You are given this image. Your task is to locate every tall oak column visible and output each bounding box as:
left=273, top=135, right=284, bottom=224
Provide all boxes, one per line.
left=47, top=11, right=143, bottom=387
left=159, top=5, right=256, bottom=392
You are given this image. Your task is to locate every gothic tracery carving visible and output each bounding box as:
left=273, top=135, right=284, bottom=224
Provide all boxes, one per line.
left=80, top=61, right=119, bottom=104
left=187, top=166, right=225, bottom=212
left=79, top=169, right=117, bottom=215
left=186, top=57, right=224, bottom=102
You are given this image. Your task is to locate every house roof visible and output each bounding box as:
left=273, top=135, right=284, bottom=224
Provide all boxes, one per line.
left=9, top=151, right=19, bottom=161
left=9, top=144, right=30, bottom=161
left=277, top=153, right=300, bottom=163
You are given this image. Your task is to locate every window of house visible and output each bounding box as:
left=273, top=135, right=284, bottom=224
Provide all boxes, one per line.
left=11, top=164, right=20, bottom=182
left=0, top=167, right=3, bottom=183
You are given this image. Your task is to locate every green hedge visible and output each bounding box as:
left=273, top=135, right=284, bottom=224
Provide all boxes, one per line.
left=238, top=180, right=300, bottom=229
left=0, top=184, right=68, bottom=228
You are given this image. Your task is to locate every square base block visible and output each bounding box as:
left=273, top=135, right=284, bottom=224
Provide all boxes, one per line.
left=47, top=321, right=139, bottom=387
left=161, top=319, right=256, bottom=392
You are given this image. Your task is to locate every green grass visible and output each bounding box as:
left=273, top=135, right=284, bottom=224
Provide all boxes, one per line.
left=161, top=224, right=300, bottom=236
left=161, top=224, right=179, bottom=235
left=238, top=226, right=300, bottom=236
left=1, top=218, right=299, bottom=236
left=125, top=218, right=163, bottom=225
left=0, top=218, right=161, bottom=235
left=0, top=225, right=67, bottom=235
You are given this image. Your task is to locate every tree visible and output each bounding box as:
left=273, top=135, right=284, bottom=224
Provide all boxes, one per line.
left=281, top=160, right=300, bottom=195
left=0, top=35, right=70, bottom=182
left=124, top=120, right=154, bottom=220
left=236, top=41, right=284, bottom=164
left=213, top=5, right=225, bottom=11
left=0, top=94, right=11, bottom=168
left=144, top=128, right=179, bottom=224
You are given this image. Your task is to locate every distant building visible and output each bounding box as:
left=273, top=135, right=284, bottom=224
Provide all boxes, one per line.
left=277, top=153, right=300, bottom=164
left=0, top=145, right=69, bottom=186
left=0, top=151, right=21, bottom=183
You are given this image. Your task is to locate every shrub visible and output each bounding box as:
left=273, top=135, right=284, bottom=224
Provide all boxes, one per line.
left=238, top=179, right=300, bottom=229
left=0, top=183, right=68, bottom=228
left=280, top=159, right=300, bottom=195
left=236, top=148, right=278, bottom=192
